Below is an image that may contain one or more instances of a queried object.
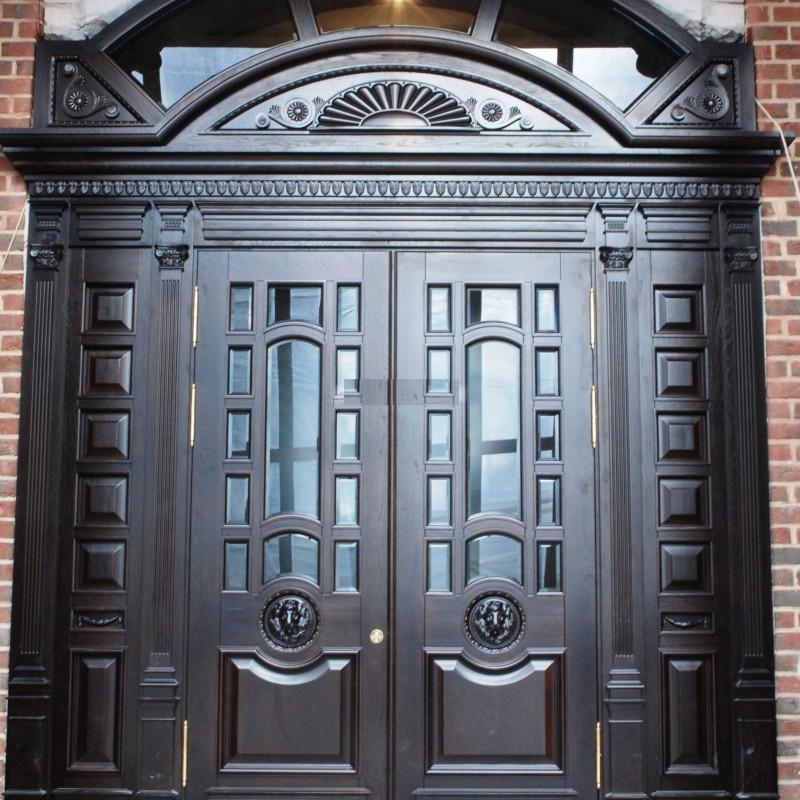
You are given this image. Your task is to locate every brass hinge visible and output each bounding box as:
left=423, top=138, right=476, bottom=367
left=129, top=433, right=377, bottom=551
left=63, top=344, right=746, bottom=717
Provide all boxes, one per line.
left=589, top=287, right=596, bottom=351
left=591, top=385, right=598, bottom=450
left=182, top=719, right=189, bottom=788
left=189, top=384, right=196, bottom=448
left=191, top=285, right=199, bottom=348
left=596, top=720, right=602, bottom=790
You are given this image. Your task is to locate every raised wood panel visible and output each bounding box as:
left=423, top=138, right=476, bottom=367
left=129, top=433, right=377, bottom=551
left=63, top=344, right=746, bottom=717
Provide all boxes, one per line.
left=220, top=653, right=358, bottom=771
left=658, top=478, right=709, bottom=528
left=83, top=284, right=135, bottom=333
left=657, top=414, right=707, bottom=463
left=68, top=652, right=122, bottom=771
left=655, top=350, right=706, bottom=399
left=662, top=654, right=716, bottom=775
left=660, top=543, right=711, bottom=593
left=654, top=287, right=703, bottom=335
left=74, top=540, right=126, bottom=592
left=76, top=475, right=128, bottom=526
left=427, top=655, right=562, bottom=773
left=79, top=411, right=130, bottom=460
left=74, top=205, right=148, bottom=242
left=641, top=208, right=716, bottom=245
left=81, top=348, right=132, bottom=396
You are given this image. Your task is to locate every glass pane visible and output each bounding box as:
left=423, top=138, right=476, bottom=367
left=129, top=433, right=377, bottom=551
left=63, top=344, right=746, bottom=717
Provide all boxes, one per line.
left=428, top=286, right=451, bottom=333
left=427, top=542, right=451, bottom=592
left=336, top=477, right=359, bottom=525
left=268, top=285, right=322, bottom=326
left=537, top=413, right=561, bottom=461
left=225, top=476, right=250, bottom=525
left=466, top=534, right=522, bottom=584
left=467, top=341, right=521, bottom=518
left=227, top=411, right=251, bottom=459
left=337, top=285, right=361, bottom=332
left=494, top=0, right=681, bottom=109
left=337, top=348, right=360, bottom=394
left=266, top=340, right=320, bottom=518
left=466, top=287, right=520, bottom=327
left=312, top=0, right=480, bottom=33
left=535, top=287, right=559, bottom=333
left=427, top=477, right=451, bottom=526
left=224, top=542, right=248, bottom=591
left=336, top=412, right=360, bottom=460
left=428, top=412, right=451, bottom=461
left=335, top=542, right=359, bottom=592
left=536, top=349, right=560, bottom=396
left=109, top=0, right=297, bottom=107
left=537, top=477, right=562, bottom=526
left=230, top=285, right=253, bottom=331
left=537, top=542, right=562, bottom=593
left=263, top=533, right=319, bottom=584
left=228, top=348, right=252, bottom=395
left=427, top=348, right=451, bottom=394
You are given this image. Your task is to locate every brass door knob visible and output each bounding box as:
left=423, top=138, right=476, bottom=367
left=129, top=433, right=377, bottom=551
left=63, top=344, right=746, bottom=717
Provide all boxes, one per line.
left=369, top=628, right=385, bottom=645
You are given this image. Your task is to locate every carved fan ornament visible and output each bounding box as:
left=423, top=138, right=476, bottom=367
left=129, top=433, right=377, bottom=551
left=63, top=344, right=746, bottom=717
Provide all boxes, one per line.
left=262, top=593, right=319, bottom=650
left=465, top=594, right=525, bottom=651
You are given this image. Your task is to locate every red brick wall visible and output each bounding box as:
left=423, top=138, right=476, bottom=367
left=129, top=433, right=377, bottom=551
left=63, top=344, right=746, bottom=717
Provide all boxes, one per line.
left=747, top=0, right=800, bottom=797
left=0, top=0, right=42, bottom=787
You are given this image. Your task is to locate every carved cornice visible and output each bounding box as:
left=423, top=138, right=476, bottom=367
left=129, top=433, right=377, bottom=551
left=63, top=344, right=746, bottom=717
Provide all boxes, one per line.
left=28, top=244, right=63, bottom=270
left=600, top=246, right=634, bottom=271
left=725, top=246, right=758, bottom=272
left=155, top=245, right=189, bottom=269
left=30, top=178, right=760, bottom=202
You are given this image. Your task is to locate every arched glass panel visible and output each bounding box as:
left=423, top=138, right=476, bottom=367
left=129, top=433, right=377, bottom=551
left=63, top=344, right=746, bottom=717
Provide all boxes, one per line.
left=263, top=533, right=320, bottom=584
left=466, top=534, right=522, bottom=584
left=467, top=340, right=521, bottom=519
left=266, top=339, right=321, bottom=518
left=109, top=0, right=297, bottom=107
left=494, top=0, right=682, bottom=109
left=312, top=0, right=479, bottom=34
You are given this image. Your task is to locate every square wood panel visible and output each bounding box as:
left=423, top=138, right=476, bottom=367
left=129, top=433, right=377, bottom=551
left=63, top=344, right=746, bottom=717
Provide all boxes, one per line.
left=656, top=350, right=706, bottom=399
left=657, top=414, right=708, bottom=463
left=82, top=349, right=132, bottom=397
left=654, top=288, right=703, bottom=335
left=79, top=412, right=130, bottom=460
left=660, top=543, right=711, bottom=593
left=84, top=285, right=135, bottom=333
left=77, top=475, right=128, bottom=526
left=659, top=478, right=709, bottom=527
left=74, top=540, right=126, bottom=592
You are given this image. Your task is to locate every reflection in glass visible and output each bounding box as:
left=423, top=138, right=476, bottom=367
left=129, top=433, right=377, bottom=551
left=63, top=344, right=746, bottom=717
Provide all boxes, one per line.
left=494, top=0, right=681, bottom=109
left=427, top=542, right=451, bottom=592
left=428, top=286, right=451, bottom=333
left=428, top=477, right=451, bottom=526
left=335, top=542, right=359, bottom=592
left=227, top=411, right=251, bottom=459
left=266, top=340, right=320, bottom=518
left=467, top=341, right=521, bottom=518
left=428, top=412, right=451, bottom=461
left=537, top=477, right=562, bottom=526
left=228, top=348, right=252, bottom=395
left=537, top=542, right=562, bottom=593
left=466, top=287, right=520, bottom=327
left=312, top=0, right=480, bottom=33
left=225, top=476, right=250, bottom=525
left=263, top=533, right=319, bottom=584
left=109, top=0, right=297, bottom=107
left=536, top=349, right=560, bottom=396
left=466, top=534, right=523, bottom=584
left=224, top=542, right=248, bottom=591
left=336, top=411, right=360, bottom=460
left=336, top=477, right=359, bottom=525
left=427, top=348, right=451, bottom=394
left=535, top=287, right=559, bottom=333
left=268, top=285, right=322, bottom=326
left=230, top=285, right=253, bottom=331
left=337, top=285, right=361, bottom=332
left=337, top=348, right=360, bottom=394
left=537, top=413, right=561, bottom=461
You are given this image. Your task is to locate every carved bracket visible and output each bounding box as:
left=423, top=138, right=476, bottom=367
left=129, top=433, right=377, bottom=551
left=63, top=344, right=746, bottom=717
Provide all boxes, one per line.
left=650, top=61, right=737, bottom=127
left=600, top=246, right=634, bottom=271
left=725, top=247, right=758, bottom=272
left=52, top=59, right=140, bottom=126
left=155, top=245, right=189, bottom=269
left=29, top=244, right=63, bottom=270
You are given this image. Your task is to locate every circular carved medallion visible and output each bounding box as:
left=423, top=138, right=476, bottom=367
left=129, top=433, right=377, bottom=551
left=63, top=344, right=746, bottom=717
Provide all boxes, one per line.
left=262, top=593, right=319, bottom=650
left=465, top=594, right=525, bottom=652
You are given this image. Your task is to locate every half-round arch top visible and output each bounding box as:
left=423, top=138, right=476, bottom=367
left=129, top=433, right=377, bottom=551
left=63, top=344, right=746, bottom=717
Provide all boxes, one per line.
left=102, top=0, right=690, bottom=112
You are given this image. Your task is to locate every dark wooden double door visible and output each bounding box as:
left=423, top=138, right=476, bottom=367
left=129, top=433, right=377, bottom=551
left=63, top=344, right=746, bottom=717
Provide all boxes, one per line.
left=187, top=250, right=596, bottom=799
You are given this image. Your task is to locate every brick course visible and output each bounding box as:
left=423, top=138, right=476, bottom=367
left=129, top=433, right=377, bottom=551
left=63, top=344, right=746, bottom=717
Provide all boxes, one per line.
left=0, top=0, right=39, bottom=787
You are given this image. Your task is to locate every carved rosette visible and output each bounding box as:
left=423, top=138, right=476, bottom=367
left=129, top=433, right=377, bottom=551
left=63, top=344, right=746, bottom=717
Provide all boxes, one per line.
left=60, top=63, right=120, bottom=120
left=600, top=246, right=634, bottom=271
left=672, top=64, right=732, bottom=123
left=725, top=247, right=758, bottom=272
left=465, top=594, right=525, bottom=651
left=262, top=593, right=319, bottom=650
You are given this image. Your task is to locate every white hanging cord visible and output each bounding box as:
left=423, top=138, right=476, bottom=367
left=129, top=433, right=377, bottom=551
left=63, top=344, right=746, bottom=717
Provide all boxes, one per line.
left=0, top=200, right=28, bottom=274
left=756, top=97, right=800, bottom=204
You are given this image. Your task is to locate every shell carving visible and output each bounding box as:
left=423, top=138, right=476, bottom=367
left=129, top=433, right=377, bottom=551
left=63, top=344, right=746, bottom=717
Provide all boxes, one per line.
left=318, top=81, right=474, bottom=129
